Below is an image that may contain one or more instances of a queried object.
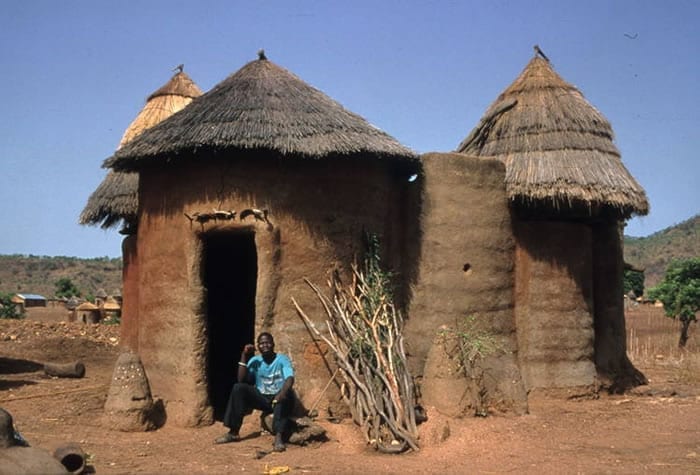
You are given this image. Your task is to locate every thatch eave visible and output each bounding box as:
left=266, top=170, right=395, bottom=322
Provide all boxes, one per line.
left=79, top=170, right=138, bottom=229
left=107, top=144, right=420, bottom=176
left=508, top=183, right=650, bottom=219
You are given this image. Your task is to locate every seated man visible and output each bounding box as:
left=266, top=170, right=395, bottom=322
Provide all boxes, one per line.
left=215, top=332, right=295, bottom=452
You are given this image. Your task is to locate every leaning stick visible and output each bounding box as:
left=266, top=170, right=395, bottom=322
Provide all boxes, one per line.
left=306, top=368, right=340, bottom=417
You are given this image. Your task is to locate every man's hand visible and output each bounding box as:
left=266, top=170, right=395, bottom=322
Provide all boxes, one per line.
left=242, top=344, right=255, bottom=359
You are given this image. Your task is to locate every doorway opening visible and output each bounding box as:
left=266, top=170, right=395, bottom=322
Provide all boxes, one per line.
left=201, top=230, right=257, bottom=420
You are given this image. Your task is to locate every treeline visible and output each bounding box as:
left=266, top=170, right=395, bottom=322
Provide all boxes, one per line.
left=0, top=254, right=122, bottom=298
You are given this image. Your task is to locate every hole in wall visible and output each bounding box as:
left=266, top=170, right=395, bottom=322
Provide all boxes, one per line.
left=463, top=263, right=472, bottom=275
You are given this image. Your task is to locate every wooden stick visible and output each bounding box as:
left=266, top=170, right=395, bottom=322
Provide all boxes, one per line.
left=0, top=384, right=106, bottom=403
left=306, top=368, right=340, bottom=415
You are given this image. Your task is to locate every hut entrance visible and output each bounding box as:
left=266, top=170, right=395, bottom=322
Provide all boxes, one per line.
left=201, top=231, right=257, bottom=420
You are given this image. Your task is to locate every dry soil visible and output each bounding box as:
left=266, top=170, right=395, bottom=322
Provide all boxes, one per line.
left=1, top=306, right=699, bottom=474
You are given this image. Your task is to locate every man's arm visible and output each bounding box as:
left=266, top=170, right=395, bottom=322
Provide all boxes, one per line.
left=275, top=376, right=294, bottom=402
left=237, top=344, right=255, bottom=383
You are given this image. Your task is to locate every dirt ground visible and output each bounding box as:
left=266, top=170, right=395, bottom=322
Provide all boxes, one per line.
left=1, top=306, right=699, bottom=474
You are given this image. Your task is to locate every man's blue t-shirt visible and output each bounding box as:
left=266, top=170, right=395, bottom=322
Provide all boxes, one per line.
left=246, top=353, right=294, bottom=395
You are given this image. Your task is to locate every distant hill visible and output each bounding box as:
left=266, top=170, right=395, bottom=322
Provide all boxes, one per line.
left=0, top=255, right=122, bottom=299
left=624, top=214, right=700, bottom=289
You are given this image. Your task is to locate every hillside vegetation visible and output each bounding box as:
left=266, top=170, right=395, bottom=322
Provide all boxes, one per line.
left=624, top=214, right=700, bottom=288
left=0, top=254, right=122, bottom=298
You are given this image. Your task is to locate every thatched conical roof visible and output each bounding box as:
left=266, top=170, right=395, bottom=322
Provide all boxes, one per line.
left=80, top=71, right=202, bottom=229
left=456, top=54, right=649, bottom=218
left=105, top=53, right=417, bottom=170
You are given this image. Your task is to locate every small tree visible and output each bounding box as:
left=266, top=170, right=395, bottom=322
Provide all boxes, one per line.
left=648, top=258, right=700, bottom=347
left=0, top=292, right=24, bottom=319
left=55, top=277, right=81, bottom=299
left=623, top=269, right=644, bottom=297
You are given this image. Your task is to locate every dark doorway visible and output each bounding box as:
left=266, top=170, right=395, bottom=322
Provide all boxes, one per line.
left=201, top=231, right=257, bottom=420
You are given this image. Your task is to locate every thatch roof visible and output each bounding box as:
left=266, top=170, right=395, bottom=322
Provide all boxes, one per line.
left=102, top=296, right=121, bottom=311
left=76, top=302, right=99, bottom=311
left=456, top=54, right=649, bottom=218
left=105, top=53, right=417, bottom=171
left=80, top=71, right=202, bottom=229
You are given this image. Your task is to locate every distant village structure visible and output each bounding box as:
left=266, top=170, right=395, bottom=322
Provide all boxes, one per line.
left=83, top=49, right=648, bottom=428
left=10, top=294, right=47, bottom=312
left=74, top=301, right=101, bottom=324
left=8, top=290, right=122, bottom=322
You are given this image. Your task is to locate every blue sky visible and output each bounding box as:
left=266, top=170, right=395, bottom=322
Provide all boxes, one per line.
left=1, top=0, right=698, bottom=258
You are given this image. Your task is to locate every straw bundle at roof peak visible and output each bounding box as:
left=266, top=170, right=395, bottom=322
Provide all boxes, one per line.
left=457, top=53, right=649, bottom=218
left=146, top=70, right=202, bottom=102
left=104, top=56, right=417, bottom=171
left=121, top=70, right=203, bottom=148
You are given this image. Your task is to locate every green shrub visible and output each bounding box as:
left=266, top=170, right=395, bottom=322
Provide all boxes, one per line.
left=0, top=292, right=24, bottom=319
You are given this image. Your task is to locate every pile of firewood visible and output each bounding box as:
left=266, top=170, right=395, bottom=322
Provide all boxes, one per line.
left=294, top=259, right=419, bottom=453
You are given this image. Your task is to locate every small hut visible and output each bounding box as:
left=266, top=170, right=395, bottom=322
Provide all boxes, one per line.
left=101, top=296, right=121, bottom=321
left=456, top=50, right=649, bottom=391
left=74, top=302, right=100, bottom=324
left=104, top=51, right=419, bottom=426
left=80, top=69, right=203, bottom=349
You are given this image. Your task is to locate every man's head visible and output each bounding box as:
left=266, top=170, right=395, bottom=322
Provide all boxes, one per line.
left=257, top=332, right=275, bottom=356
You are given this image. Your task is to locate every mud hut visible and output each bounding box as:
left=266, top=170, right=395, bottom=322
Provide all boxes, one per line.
left=74, top=302, right=101, bottom=324
left=80, top=69, right=203, bottom=349
left=104, top=51, right=419, bottom=427
left=456, top=51, right=649, bottom=392
left=100, top=296, right=121, bottom=321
